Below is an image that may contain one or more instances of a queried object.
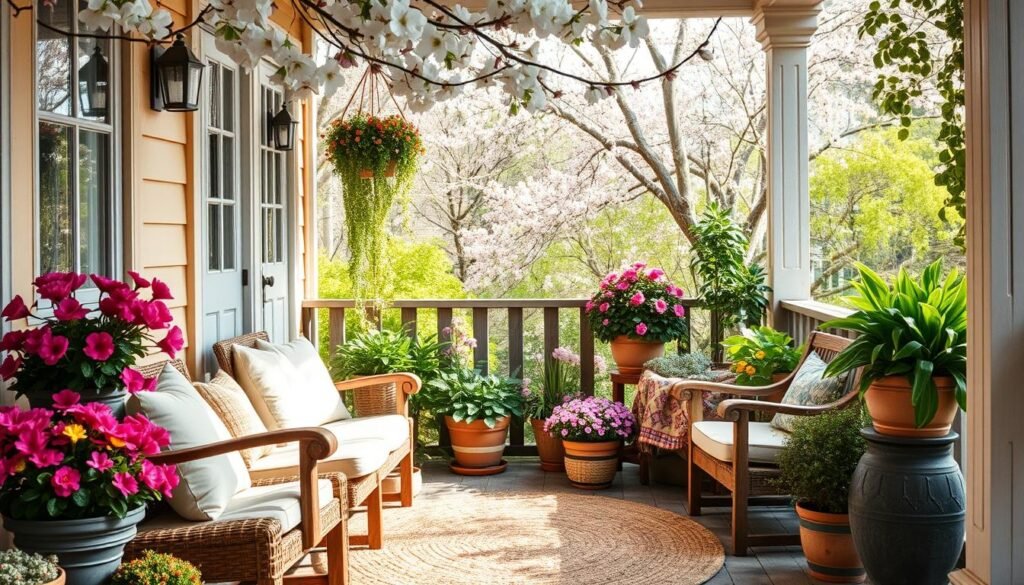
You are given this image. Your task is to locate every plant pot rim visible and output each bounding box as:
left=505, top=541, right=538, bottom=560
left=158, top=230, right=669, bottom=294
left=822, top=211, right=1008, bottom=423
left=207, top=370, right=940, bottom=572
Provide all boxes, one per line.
left=2, top=505, right=145, bottom=528
left=562, top=438, right=622, bottom=446
left=795, top=501, right=850, bottom=522
left=444, top=415, right=511, bottom=428
left=869, top=374, right=956, bottom=387
left=44, top=568, right=65, bottom=585
left=610, top=335, right=669, bottom=345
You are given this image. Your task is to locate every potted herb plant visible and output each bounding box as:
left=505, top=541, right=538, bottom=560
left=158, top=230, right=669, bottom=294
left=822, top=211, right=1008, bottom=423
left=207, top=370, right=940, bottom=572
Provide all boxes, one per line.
left=0, top=271, right=184, bottom=418
left=324, top=114, right=424, bottom=298
left=111, top=550, right=201, bottom=585
left=431, top=367, right=523, bottom=475
left=0, top=392, right=178, bottom=585
left=777, top=407, right=867, bottom=583
left=0, top=549, right=64, bottom=585
left=723, top=326, right=803, bottom=401
left=822, top=259, right=967, bottom=436
left=586, top=262, right=689, bottom=374
left=544, top=396, right=636, bottom=489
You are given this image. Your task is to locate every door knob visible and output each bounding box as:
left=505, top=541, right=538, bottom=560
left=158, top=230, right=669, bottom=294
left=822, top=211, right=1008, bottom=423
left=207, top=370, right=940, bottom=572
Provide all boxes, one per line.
left=262, top=275, right=275, bottom=287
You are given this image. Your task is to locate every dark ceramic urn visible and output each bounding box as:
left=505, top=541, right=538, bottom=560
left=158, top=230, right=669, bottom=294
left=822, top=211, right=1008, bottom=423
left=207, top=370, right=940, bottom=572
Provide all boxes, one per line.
left=848, top=428, right=965, bottom=585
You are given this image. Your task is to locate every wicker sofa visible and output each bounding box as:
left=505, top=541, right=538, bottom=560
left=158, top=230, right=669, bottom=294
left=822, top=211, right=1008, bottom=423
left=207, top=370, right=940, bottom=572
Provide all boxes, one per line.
left=212, top=332, right=418, bottom=550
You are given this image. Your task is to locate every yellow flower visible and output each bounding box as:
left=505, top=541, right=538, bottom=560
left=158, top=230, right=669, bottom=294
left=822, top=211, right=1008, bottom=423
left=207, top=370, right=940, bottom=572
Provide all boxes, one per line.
left=745, top=365, right=757, bottom=376
left=107, top=435, right=126, bottom=449
left=736, top=360, right=747, bottom=369
left=12, top=459, right=26, bottom=473
left=63, top=423, right=87, bottom=444
left=754, top=350, right=766, bottom=360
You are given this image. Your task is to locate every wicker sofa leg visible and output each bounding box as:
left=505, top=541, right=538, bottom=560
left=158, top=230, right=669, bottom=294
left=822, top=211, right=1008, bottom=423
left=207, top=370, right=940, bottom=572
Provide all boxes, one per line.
left=326, top=520, right=350, bottom=585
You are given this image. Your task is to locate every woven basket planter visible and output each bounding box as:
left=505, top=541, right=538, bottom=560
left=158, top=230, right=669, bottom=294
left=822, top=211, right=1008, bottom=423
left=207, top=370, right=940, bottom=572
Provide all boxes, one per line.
left=353, top=382, right=397, bottom=416
left=563, top=440, right=621, bottom=490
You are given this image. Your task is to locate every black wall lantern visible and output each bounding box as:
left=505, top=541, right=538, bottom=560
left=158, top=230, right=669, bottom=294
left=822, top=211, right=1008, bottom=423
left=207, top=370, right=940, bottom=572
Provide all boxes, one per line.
left=269, top=103, right=298, bottom=151
left=79, top=45, right=109, bottom=118
left=151, top=33, right=204, bottom=112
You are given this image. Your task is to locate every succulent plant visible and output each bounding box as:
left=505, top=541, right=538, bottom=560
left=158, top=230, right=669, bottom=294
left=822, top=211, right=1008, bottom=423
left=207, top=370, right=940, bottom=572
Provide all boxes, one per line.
left=0, top=549, right=61, bottom=585
left=110, top=550, right=201, bottom=585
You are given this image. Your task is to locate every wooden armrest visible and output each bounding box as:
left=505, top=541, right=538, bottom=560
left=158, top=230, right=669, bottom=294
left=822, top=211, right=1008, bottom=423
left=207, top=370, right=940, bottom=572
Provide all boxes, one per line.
left=151, top=427, right=336, bottom=549
left=717, top=397, right=851, bottom=421
left=671, top=378, right=790, bottom=401
left=334, top=373, right=421, bottom=395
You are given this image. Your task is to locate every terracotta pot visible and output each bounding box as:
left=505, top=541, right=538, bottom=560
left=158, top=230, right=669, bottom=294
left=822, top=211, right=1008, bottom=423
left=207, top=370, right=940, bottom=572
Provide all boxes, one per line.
left=382, top=467, right=422, bottom=500
left=45, top=569, right=66, bottom=585
left=609, top=336, right=665, bottom=375
left=563, top=440, right=620, bottom=490
left=530, top=418, right=565, bottom=472
left=864, top=376, right=958, bottom=438
left=445, top=416, right=509, bottom=472
left=764, top=372, right=791, bottom=403
left=357, top=161, right=397, bottom=179
left=796, top=503, right=865, bottom=583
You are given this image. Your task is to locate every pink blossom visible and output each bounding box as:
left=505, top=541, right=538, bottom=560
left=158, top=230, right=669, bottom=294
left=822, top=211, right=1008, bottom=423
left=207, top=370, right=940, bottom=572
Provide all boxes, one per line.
left=654, top=299, right=668, bottom=314
left=602, top=319, right=610, bottom=326
left=615, top=281, right=630, bottom=291
left=629, top=292, right=645, bottom=306
left=598, top=302, right=610, bottom=313
left=150, top=278, right=173, bottom=300
left=674, top=304, right=686, bottom=318
left=647, top=268, right=665, bottom=281
left=51, top=466, right=81, bottom=498
left=53, top=298, right=89, bottom=321
left=156, top=326, right=184, bottom=358
left=635, top=322, right=648, bottom=336
left=68, top=402, right=118, bottom=434
left=90, top=274, right=123, bottom=294
left=133, top=300, right=173, bottom=330
left=140, top=460, right=178, bottom=498
left=83, top=332, right=115, bottom=361
left=0, top=355, right=20, bottom=381
left=113, top=472, right=139, bottom=497
left=1, top=295, right=30, bottom=321
left=121, top=368, right=157, bottom=394
left=34, top=272, right=87, bottom=303
left=87, top=451, right=114, bottom=472
left=99, top=286, right=139, bottom=322
left=52, top=390, right=80, bottom=411
left=37, top=329, right=69, bottom=365
left=585, top=300, right=595, bottom=313
left=127, top=271, right=151, bottom=289
left=0, top=330, right=25, bottom=352
left=622, top=269, right=638, bottom=282
left=632, top=262, right=647, bottom=270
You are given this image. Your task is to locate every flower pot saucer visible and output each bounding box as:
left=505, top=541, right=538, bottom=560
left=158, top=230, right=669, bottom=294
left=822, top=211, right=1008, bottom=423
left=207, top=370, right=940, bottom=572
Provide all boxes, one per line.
left=539, top=461, right=565, bottom=472
left=449, top=459, right=508, bottom=476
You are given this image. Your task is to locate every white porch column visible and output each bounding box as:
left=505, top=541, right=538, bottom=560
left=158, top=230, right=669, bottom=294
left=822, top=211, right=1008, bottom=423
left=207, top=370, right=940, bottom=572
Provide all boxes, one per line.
left=752, top=1, right=819, bottom=323
left=950, top=0, right=1024, bottom=582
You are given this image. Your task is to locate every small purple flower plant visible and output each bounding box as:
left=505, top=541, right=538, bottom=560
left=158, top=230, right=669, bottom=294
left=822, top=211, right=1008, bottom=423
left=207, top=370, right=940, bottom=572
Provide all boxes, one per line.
left=544, top=396, right=636, bottom=442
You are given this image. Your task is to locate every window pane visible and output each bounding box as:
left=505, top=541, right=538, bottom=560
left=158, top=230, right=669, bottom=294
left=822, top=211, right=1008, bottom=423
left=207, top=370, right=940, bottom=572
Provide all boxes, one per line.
left=208, top=203, right=221, bottom=271
left=38, top=122, right=73, bottom=273
left=223, top=203, right=235, bottom=271
left=275, top=209, right=284, bottom=262
left=222, top=67, right=234, bottom=133
left=37, top=0, right=72, bottom=115
left=263, top=208, right=272, bottom=263
left=79, top=130, right=110, bottom=277
left=209, top=133, right=220, bottom=199
left=223, top=136, right=235, bottom=200
left=209, top=62, right=221, bottom=130
left=77, top=36, right=111, bottom=123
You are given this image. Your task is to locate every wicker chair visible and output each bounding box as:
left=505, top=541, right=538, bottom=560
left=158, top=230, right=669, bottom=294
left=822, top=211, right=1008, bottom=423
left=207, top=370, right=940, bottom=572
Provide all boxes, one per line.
left=675, top=331, right=863, bottom=556
left=212, top=332, right=418, bottom=550
left=123, top=414, right=349, bottom=585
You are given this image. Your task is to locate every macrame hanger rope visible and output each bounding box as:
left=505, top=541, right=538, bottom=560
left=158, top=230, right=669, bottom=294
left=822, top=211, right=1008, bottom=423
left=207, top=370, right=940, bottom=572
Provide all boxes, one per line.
left=338, top=64, right=409, bottom=121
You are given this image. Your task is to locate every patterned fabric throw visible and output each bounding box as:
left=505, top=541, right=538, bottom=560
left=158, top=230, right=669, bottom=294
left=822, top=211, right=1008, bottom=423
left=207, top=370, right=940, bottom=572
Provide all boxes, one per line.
left=631, top=370, right=732, bottom=451
left=770, top=351, right=849, bottom=432
left=194, top=371, right=273, bottom=466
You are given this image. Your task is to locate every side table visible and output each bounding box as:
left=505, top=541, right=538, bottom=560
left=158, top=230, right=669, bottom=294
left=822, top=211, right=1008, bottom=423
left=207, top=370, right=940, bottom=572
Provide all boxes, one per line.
left=610, top=369, right=649, bottom=484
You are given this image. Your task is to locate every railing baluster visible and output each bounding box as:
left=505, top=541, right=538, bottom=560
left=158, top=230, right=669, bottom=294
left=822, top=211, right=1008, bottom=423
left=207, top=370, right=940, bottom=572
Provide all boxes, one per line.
left=508, top=307, right=524, bottom=446
left=579, top=307, right=595, bottom=396
left=328, top=308, right=346, bottom=358
left=473, top=307, right=488, bottom=374
left=543, top=307, right=559, bottom=375
left=437, top=307, right=453, bottom=344
left=302, top=307, right=317, bottom=344
left=401, top=307, right=417, bottom=340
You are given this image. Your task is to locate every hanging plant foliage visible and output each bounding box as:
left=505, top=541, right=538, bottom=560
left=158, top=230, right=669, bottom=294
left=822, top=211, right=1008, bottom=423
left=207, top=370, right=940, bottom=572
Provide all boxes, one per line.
left=325, top=113, right=424, bottom=298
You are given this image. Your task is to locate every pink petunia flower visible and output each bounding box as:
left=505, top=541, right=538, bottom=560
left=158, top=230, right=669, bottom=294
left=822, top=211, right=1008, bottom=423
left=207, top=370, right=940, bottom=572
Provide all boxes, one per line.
left=53, top=298, right=89, bottom=321
left=598, top=302, right=610, bottom=313
left=654, top=299, right=668, bottom=314
left=112, top=472, right=139, bottom=497
left=52, top=389, right=80, bottom=411
left=51, top=466, right=81, bottom=498
left=34, top=272, right=87, bottom=303
left=1, top=295, right=30, bottom=321
left=629, top=292, right=645, bottom=306
left=0, top=355, right=20, bottom=381
left=127, top=271, right=151, bottom=289
left=647, top=268, right=665, bottom=281
left=602, top=319, right=610, bottom=326
left=120, top=368, right=157, bottom=394
left=615, top=281, right=630, bottom=291
left=0, top=330, right=25, bottom=352
left=37, top=330, right=69, bottom=366
left=674, top=304, right=686, bottom=318
left=83, top=332, right=115, bottom=361
left=150, top=278, right=173, bottom=301
left=87, top=451, right=114, bottom=472
left=635, top=323, right=648, bottom=336
left=156, top=326, right=184, bottom=358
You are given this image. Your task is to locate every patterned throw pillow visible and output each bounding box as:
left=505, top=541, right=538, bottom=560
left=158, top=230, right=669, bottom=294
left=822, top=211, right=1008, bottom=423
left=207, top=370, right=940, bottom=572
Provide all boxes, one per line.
left=770, top=351, right=849, bottom=433
left=194, top=371, right=273, bottom=467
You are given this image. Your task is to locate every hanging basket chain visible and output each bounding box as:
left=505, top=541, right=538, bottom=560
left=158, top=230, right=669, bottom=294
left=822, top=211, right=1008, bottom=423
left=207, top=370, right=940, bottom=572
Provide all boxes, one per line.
left=338, top=64, right=408, bottom=122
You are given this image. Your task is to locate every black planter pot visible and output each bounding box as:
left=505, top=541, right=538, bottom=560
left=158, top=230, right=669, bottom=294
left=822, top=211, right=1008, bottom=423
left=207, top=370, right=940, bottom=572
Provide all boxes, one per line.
left=23, top=387, right=127, bottom=419
left=848, top=428, right=965, bottom=585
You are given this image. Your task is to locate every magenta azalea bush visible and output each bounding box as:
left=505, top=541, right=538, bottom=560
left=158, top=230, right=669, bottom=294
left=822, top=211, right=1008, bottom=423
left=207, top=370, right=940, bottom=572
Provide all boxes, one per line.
left=0, top=391, right=178, bottom=520
left=544, top=396, right=636, bottom=443
left=0, top=272, right=184, bottom=399
left=585, top=262, right=689, bottom=343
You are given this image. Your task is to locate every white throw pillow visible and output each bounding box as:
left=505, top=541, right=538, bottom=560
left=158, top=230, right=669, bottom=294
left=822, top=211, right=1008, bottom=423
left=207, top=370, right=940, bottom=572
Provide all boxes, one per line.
left=130, top=364, right=251, bottom=522
left=232, top=343, right=341, bottom=429
left=256, top=337, right=351, bottom=424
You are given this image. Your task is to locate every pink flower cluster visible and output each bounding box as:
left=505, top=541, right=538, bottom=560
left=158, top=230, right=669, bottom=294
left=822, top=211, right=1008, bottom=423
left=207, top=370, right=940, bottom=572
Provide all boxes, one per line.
left=0, top=391, right=178, bottom=520
left=543, top=396, right=636, bottom=442
left=0, top=271, right=183, bottom=397
left=585, top=262, right=689, bottom=343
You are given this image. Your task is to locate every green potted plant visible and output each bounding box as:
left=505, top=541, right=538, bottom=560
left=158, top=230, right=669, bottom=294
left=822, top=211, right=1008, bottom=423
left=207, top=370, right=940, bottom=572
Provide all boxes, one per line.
left=110, top=551, right=201, bottom=585
left=544, top=396, right=636, bottom=489
left=822, top=259, right=967, bottom=436
left=776, top=407, right=867, bottom=583
left=0, top=393, right=178, bottom=585
left=723, top=326, right=803, bottom=400
left=0, top=549, right=64, bottom=585
left=690, top=203, right=771, bottom=359
left=585, top=262, right=689, bottom=374
left=324, top=114, right=424, bottom=298
left=643, top=352, right=716, bottom=380
left=430, top=367, right=523, bottom=476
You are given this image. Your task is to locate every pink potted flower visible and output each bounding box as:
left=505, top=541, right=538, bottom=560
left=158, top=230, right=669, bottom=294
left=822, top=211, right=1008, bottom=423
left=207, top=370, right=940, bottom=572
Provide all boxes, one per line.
left=586, top=263, right=689, bottom=374
left=544, top=396, right=636, bottom=489
left=0, top=272, right=181, bottom=417
left=0, top=393, right=177, bottom=585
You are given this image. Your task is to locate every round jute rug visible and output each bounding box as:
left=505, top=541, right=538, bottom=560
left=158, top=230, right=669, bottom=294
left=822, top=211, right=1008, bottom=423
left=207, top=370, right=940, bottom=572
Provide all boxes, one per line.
left=348, top=490, right=724, bottom=584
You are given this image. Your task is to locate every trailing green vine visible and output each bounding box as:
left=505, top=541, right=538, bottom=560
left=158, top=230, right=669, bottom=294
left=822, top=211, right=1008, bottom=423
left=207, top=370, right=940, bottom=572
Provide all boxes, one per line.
left=325, top=114, right=424, bottom=298
left=861, top=0, right=965, bottom=245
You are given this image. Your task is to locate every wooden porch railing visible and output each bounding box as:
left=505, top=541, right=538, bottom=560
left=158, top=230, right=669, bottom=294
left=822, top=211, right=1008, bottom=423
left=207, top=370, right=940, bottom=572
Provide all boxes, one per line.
left=778, top=299, right=855, bottom=345
left=301, top=298, right=698, bottom=454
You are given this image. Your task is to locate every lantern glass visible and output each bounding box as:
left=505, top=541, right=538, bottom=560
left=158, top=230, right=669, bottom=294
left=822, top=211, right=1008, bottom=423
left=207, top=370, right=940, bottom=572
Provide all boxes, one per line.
left=154, top=34, right=204, bottom=112
left=78, top=43, right=109, bottom=120
left=270, top=106, right=298, bottom=151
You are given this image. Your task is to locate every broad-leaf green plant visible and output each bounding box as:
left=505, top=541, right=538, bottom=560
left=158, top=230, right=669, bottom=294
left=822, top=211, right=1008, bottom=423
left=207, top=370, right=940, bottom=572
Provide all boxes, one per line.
left=430, top=367, right=523, bottom=428
left=822, top=259, right=967, bottom=428
left=723, top=326, right=803, bottom=386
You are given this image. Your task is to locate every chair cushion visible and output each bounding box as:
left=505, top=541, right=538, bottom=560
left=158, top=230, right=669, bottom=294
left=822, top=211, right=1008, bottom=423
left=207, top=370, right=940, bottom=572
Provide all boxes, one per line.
left=140, top=479, right=334, bottom=535
left=691, top=421, right=790, bottom=464
left=771, top=351, right=850, bottom=432
left=130, top=364, right=251, bottom=522
left=194, top=371, right=273, bottom=466
left=255, top=337, right=351, bottom=423
left=323, top=415, right=410, bottom=453
left=232, top=344, right=322, bottom=430
left=248, top=438, right=390, bottom=481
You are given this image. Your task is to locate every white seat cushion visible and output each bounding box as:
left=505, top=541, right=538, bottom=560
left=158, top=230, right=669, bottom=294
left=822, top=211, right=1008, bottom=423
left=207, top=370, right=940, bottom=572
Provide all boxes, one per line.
left=248, top=438, right=391, bottom=481
left=256, top=337, right=351, bottom=423
left=141, top=479, right=334, bottom=535
left=323, top=415, right=410, bottom=453
left=691, top=421, right=790, bottom=465
left=130, top=364, right=251, bottom=522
